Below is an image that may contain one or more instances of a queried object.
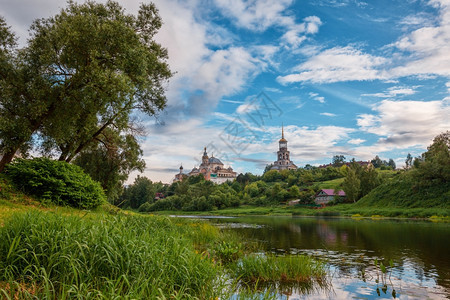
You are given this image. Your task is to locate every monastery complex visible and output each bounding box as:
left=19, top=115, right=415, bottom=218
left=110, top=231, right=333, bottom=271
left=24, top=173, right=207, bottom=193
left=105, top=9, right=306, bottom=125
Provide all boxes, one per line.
left=174, top=147, right=237, bottom=184
left=173, top=126, right=298, bottom=183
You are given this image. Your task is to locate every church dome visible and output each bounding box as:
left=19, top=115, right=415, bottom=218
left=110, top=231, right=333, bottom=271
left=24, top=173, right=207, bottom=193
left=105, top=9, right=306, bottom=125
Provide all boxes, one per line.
left=209, top=157, right=223, bottom=164
left=279, top=137, right=287, bottom=143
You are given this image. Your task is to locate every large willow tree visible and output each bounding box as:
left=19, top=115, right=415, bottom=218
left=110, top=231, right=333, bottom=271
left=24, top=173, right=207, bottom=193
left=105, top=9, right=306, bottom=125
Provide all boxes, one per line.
left=0, top=1, right=171, bottom=171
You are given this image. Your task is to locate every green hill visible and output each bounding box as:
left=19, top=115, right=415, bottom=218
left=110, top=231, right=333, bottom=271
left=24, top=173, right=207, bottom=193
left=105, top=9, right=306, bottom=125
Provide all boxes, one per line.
left=355, top=175, right=450, bottom=209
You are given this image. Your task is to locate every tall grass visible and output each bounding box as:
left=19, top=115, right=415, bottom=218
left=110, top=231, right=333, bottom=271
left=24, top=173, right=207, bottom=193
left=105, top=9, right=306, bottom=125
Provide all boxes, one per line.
left=233, top=254, right=327, bottom=286
left=0, top=211, right=224, bottom=299
left=0, top=210, right=329, bottom=298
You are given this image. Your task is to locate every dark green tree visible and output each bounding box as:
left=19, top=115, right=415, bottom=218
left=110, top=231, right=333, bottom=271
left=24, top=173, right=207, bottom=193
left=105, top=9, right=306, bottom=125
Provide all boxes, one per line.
left=371, top=155, right=383, bottom=168
left=413, top=131, right=450, bottom=184
left=388, top=158, right=396, bottom=170
left=0, top=1, right=171, bottom=171
left=332, top=155, right=346, bottom=167
left=405, top=153, right=413, bottom=169
left=73, top=128, right=145, bottom=202
left=120, top=176, right=155, bottom=209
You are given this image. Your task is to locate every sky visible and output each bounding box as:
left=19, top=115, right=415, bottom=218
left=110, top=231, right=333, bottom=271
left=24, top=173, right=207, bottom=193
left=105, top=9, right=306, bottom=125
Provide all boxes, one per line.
left=1, top=0, right=449, bottom=183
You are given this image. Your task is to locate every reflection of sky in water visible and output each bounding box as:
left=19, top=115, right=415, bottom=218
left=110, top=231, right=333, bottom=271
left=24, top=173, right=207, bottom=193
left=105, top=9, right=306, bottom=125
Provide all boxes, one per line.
left=200, top=216, right=450, bottom=299
left=279, top=249, right=448, bottom=299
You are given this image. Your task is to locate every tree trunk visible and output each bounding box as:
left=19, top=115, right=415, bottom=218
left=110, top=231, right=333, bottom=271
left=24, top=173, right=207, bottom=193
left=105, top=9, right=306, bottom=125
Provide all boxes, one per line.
left=0, top=149, right=18, bottom=172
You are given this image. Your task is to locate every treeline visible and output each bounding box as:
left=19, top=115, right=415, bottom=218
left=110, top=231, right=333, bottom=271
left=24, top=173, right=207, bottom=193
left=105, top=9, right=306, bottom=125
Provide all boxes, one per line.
left=124, top=160, right=396, bottom=212
left=123, top=166, right=343, bottom=212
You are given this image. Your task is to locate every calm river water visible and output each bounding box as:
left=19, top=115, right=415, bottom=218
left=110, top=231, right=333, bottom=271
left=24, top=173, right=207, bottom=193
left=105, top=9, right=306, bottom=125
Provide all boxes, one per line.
left=203, top=216, right=450, bottom=299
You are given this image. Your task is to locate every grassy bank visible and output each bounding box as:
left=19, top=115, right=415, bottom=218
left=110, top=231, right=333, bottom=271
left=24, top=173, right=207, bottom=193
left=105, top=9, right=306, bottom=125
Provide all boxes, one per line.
left=0, top=189, right=327, bottom=298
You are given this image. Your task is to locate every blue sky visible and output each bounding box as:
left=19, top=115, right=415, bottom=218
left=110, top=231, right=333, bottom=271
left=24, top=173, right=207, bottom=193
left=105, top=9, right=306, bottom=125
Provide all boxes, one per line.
left=1, top=0, right=449, bottom=182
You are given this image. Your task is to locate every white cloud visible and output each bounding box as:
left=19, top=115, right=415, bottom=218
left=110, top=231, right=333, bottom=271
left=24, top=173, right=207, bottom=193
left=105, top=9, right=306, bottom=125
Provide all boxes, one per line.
left=213, top=0, right=294, bottom=31
left=320, top=112, right=336, bottom=117
left=240, top=125, right=355, bottom=163
left=281, top=16, right=322, bottom=48
left=362, top=85, right=418, bottom=98
left=264, top=87, right=282, bottom=93
left=348, top=138, right=365, bottom=145
left=236, top=103, right=260, bottom=114
left=213, top=0, right=322, bottom=48
left=390, top=0, right=450, bottom=78
left=357, top=99, right=450, bottom=149
left=309, top=92, right=326, bottom=103
left=277, top=46, right=388, bottom=84
left=278, top=1, right=450, bottom=84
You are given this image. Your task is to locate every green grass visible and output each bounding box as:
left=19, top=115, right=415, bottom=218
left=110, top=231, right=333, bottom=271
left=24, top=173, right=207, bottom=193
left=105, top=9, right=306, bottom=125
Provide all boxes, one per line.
left=315, top=177, right=344, bottom=189
left=0, top=211, right=226, bottom=299
left=232, top=254, right=327, bottom=286
left=356, top=175, right=450, bottom=209
left=0, top=198, right=326, bottom=298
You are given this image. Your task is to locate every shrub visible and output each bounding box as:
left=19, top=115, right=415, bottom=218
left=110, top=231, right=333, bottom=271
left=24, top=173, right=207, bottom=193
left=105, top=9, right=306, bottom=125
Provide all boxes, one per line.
left=5, top=158, right=105, bottom=209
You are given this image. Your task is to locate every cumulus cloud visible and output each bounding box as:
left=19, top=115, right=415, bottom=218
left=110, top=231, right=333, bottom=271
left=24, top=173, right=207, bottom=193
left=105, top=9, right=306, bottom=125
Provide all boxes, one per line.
left=239, top=125, right=355, bottom=163
left=213, top=0, right=295, bottom=31
left=281, top=16, right=322, bottom=48
left=357, top=99, right=450, bottom=149
left=278, top=1, right=450, bottom=84
left=277, top=46, right=388, bottom=84
left=213, top=0, right=322, bottom=48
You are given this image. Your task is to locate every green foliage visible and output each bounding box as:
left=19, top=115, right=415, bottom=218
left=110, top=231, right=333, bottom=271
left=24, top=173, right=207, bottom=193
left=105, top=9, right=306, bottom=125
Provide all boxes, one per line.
left=411, top=131, right=450, bottom=185
left=332, top=155, right=346, bottom=167
left=263, top=170, right=282, bottom=182
left=120, top=176, right=157, bottom=209
left=4, top=158, right=105, bottom=208
left=213, top=240, right=243, bottom=264
left=356, top=132, right=450, bottom=210
left=74, top=130, right=145, bottom=203
left=0, top=211, right=223, bottom=298
left=342, top=168, right=360, bottom=203
left=357, top=173, right=450, bottom=209
left=0, top=0, right=171, bottom=171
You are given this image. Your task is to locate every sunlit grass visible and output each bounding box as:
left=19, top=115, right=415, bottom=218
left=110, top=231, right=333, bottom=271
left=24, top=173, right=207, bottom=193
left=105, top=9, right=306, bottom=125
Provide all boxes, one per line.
left=0, top=211, right=226, bottom=299
left=233, top=254, right=327, bottom=286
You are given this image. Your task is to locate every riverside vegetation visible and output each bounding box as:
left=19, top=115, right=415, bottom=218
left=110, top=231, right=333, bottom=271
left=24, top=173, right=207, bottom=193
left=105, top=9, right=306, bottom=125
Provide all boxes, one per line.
left=131, top=132, right=449, bottom=219
left=0, top=166, right=327, bottom=298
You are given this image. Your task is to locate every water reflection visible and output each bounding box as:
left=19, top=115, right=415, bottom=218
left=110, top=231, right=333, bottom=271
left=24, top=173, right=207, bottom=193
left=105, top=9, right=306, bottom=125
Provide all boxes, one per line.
left=207, top=216, right=450, bottom=299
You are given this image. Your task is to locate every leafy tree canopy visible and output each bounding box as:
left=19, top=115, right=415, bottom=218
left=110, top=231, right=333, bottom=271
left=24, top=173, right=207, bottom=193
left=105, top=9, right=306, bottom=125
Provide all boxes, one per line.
left=0, top=1, right=171, bottom=171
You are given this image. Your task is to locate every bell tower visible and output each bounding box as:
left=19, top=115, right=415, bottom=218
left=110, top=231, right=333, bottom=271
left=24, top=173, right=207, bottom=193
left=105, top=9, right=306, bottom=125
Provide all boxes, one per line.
left=202, top=147, right=209, bottom=165
left=271, top=124, right=297, bottom=170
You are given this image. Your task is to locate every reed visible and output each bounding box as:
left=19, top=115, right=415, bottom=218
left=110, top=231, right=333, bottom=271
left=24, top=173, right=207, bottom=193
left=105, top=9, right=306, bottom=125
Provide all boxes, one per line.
left=233, top=254, right=327, bottom=285
left=0, top=211, right=223, bottom=299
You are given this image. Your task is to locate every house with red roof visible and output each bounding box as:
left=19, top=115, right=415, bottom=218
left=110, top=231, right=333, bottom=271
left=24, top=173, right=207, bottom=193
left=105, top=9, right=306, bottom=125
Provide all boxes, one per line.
left=315, top=189, right=346, bottom=205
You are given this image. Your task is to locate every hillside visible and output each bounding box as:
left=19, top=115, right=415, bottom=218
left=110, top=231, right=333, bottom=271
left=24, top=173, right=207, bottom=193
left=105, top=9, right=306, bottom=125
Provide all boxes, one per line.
left=356, top=175, right=450, bottom=209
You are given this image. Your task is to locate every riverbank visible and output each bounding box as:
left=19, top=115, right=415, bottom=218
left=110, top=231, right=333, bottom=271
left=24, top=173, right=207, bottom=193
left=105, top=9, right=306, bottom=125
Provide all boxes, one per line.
left=0, top=195, right=327, bottom=298
left=150, top=204, right=450, bottom=221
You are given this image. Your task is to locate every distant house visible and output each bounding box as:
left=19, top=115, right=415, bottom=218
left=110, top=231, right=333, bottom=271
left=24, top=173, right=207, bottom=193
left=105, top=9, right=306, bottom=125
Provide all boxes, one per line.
left=315, top=189, right=346, bottom=205
left=154, top=192, right=165, bottom=200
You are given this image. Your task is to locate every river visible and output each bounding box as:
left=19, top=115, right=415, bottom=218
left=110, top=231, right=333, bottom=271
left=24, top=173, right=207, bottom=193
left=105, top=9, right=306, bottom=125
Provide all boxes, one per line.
left=202, top=216, right=450, bottom=299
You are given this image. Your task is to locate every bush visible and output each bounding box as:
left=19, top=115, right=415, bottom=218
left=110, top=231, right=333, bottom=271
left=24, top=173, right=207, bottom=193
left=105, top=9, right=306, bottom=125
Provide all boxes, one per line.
left=5, top=158, right=106, bottom=209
